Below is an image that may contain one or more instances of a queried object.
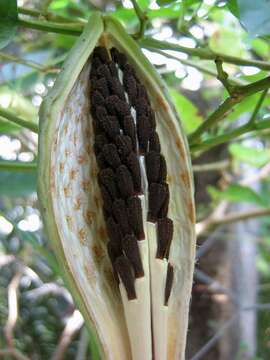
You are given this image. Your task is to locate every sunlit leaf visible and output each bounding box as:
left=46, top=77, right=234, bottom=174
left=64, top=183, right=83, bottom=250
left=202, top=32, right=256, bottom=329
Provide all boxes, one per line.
left=227, top=0, right=240, bottom=18
left=208, top=184, right=267, bottom=206
left=209, top=27, right=247, bottom=57
left=0, top=0, right=18, bottom=49
left=229, top=143, right=270, bottom=167
left=169, top=88, right=203, bottom=134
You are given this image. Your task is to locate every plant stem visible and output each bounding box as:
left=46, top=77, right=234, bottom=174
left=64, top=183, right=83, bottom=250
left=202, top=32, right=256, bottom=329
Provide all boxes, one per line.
left=150, top=48, right=246, bottom=85
left=18, top=6, right=86, bottom=23
left=0, top=107, right=38, bottom=133
left=130, top=0, right=148, bottom=39
left=215, top=58, right=235, bottom=95
left=139, top=37, right=270, bottom=70
left=0, top=52, right=59, bottom=73
left=18, top=18, right=83, bottom=36
left=188, top=76, right=270, bottom=144
left=0, top=161, right=37, bottom=172
left=192, top=159, right=230, bottom=172
left=248, top=89, right=268, bottom=125
left=190, top=119, right=270, bottom=152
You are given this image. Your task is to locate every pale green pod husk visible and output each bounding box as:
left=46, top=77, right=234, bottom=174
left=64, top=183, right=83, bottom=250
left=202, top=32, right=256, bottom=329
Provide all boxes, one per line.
left=38, top=12, right=196, bottom=360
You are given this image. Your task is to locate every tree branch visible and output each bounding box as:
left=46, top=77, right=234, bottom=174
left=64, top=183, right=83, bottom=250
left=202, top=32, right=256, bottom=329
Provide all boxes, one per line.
left=188, top=76, right=270, bottom=144
left=192, top=160, right=230, bottom=172
left=130, top=0, right=148, bottom=39
left=18, top=18, right=83, bottom=36
left=139, top=37, right=270, bottom=70
left=196, top=207, right=270, bottom=236
left=0, top=52, right=59, bottom=73
left=0, top=161, right=37, bottom=172
left=0, top=107, right=38, bottom=133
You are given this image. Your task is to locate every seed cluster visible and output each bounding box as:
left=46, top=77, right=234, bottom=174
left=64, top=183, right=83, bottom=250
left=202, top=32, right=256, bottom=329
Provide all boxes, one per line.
left=89, top=46, right=174, bottom=304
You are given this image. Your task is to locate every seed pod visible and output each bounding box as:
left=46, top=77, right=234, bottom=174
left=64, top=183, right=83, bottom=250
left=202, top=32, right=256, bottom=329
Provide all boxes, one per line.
left=38, top=12, right=195, bottom=360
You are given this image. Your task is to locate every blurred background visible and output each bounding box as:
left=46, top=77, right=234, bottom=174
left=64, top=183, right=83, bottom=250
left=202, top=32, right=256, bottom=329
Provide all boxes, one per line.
left=0, top=0, right=270, bottom=359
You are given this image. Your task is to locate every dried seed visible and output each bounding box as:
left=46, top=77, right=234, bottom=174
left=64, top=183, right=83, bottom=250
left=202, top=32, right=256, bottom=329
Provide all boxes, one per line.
left=110, top=47, right=127, bottom=69
left=149, top=132, right=161, bottom=153
left=114, top=255, right=136, bottom=300
left=98, top=168, right=118, bottom=199
left=96, top=153, right=107, bottom=169
left=123, top=73, right=137, bottom=105
left=100, top=116, right=120, bottom=139
left=93, top=46, right=110, bottom=63
left=115, top=135, right=133, bottom=159
left=125, top=152, right=141, bottom=193
left=108, top=61, right=118, bottom=78
left=164, top=263, right=174, bottom=306
left=156, top=218, right=173, bottom=259
left=100, top=185, right=113, bottom=213
left=91, top=90, right=105, bottom=108
left=148, top=183, right=168, bottom=222
left=123, top=115, right=137, bottom=150
left=137, top=115, right=152, bottom=153
left=108, top=78, right=126, bottom=101
left=122, top=234, right=144, bottom=278
left=116, top=165, right=134, bottom=199
left=127, top=196, right=145, bottom=240
left=94, top=134, right=108, bottom=154
left=106, top=217, right=123, bottom=249
left=112, top=199, right=131, bottom=235
left=102, top=143, right=121, bottom=169
left=145, top=151, right=161, bottom=184
left=92, top=77, right=110, bottom=98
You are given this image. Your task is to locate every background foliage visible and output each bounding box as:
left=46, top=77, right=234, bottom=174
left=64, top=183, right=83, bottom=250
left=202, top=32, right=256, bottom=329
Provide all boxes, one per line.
left=0, top=0, right=270, bottom=359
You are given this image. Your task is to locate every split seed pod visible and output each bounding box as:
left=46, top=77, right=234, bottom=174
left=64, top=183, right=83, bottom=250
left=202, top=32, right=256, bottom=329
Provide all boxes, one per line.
left=38, top=12, right=196, bottom=360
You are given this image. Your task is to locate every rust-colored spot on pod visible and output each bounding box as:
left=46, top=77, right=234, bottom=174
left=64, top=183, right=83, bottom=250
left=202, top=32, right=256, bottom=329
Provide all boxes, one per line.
left=69, top=168, right=78, bottom=180
left=64, top=123, right=68, bottom=134
left=175, top=138, right=185, bottom=160
left=188, top=199, right=196, bottom=224
left=59, top=162, right=64, bottom=173
left=94, top=195, right=100, bottom=208
left=78, top=153, right=88, bottom=164
left=98, top=226, right=107, bottom=241
left=81, top=180, right=91, bottom=192
left=74, top=196, right=82, bottom=211
left=84, top=209, right=94, bottom=225
left=180, top=171, right=191, bottom=189
left=92, top=244, right=106, bottom=261
left=84, top=264, right=96, bottom=284
left=156, top=94, right=168, bottom=112
left=63, top=184, right=71, bottom=197
left=78, top=227, right=87, bottom=246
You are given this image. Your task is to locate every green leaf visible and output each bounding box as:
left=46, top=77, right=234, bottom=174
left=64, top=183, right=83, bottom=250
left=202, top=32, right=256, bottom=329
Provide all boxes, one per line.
left=156, top=0, right=177, bottom=5
left=229, top=143, right=270, bottom=167
left=0, top=170, right=37, bottom=197
left=208, top=184, right=267, bottom=206
left=237, top=0, right=270, bottom=37
left=147, top=5, right=182, bottom=19
left=227, top=0, right=240, bottom=18
left=251, top=38, right=270, bottom=58
left=227, top=92, right=270, bottom=122
left=169, top=88, right=203, bottom=134
left=209, top=27, right=247, bottom=57
left=0, top=0, right=18, bottom=49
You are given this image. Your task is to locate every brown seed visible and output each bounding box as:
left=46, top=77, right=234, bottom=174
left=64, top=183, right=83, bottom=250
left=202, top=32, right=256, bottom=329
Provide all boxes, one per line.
left=164, top=263, right=174, bottom=306
left=122, top=234, right=144, bottom=278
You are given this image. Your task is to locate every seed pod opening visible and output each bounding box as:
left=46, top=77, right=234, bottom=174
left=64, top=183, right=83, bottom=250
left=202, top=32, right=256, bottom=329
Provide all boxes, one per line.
left=38, top=12, right=196, bottom=360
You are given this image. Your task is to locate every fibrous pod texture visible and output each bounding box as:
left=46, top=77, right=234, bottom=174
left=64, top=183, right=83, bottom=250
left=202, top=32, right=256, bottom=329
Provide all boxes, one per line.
left=38, top=12, right=196, bottom=360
